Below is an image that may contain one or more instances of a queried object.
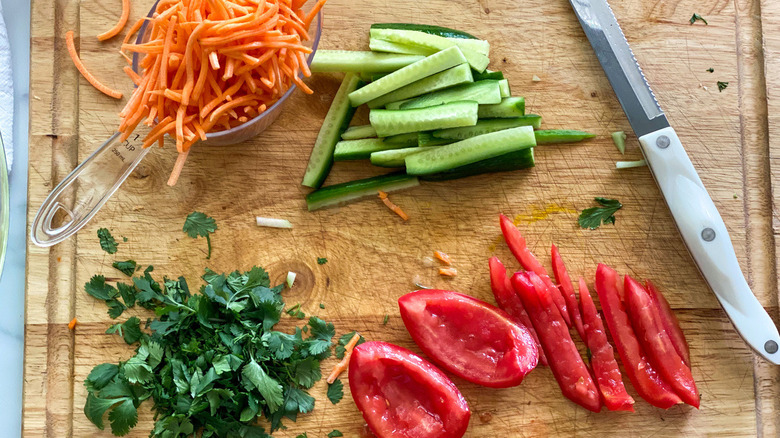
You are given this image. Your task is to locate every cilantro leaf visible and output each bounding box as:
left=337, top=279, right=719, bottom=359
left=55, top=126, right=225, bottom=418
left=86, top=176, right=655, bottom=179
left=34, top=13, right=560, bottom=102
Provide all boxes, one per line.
left=308, top=317, right=335, bottom=341
left=85, top=363, right=120, bottom=392
left=690, top=13, right=708, bottom=25
left=183, top=211, right=217, bottom=259
left=335, top=331, right=365, bottom=359
left=293, top=357, right=322, bottom=389
left=97, top=228, right=118, bottom=254
left=295, top=434, right=308, bottom=438
left=328, top=430, right=344, bottom=437
left=106, top=317, right=142, bottom=345
left=717, top=81, right=729, bottom=92
left=107, top=397, right=138, bottom=436
left=327, top=379, right=344, bottom=405
left=286, top=387, right=315, bottom=414
left=85, top=276, right=118, bottom=301
left=242, top=360, right=284, bottom=413
left=578, top=197, right=623, bottom=230
left=286, top=304, right=305, bottom=319
left=316, top=257, right=327, bottom=265
left=706, top=67, right=714, bottom=73
left=112, top=260, right=137, bottom=277
left=84, top=393, right=122, bottom=431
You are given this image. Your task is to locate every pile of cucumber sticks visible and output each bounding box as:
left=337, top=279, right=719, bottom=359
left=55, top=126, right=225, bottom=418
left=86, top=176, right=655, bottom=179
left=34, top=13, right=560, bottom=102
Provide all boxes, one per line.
left=302, top=24, right=594, bottom=211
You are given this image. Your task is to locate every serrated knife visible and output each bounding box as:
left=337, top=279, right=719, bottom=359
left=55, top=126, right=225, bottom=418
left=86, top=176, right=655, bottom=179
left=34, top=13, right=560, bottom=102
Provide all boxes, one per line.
left=568, top=0, right=780, bottom=364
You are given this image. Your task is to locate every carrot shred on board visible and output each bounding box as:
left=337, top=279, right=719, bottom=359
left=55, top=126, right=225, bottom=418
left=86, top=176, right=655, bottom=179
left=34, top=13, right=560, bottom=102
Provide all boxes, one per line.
left=327, top=332, right=361, bottom=384
left=434, top=250, right=452, bottom=266
left=116, top=0, right=324, bottom=184
left=65, top=31, right=123, bottom=99
left=439, top=267, right=458, bottom=277
left=68, top=318, right=78, bottom=330
left=378, top=190, right=409, bottom=221
left=97, top=0, right=131, bottom=41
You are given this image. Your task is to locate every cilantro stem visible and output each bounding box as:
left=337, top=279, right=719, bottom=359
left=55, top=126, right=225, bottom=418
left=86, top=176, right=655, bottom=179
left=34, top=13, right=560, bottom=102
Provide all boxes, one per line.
left=206, top=235, right=212, bottom=259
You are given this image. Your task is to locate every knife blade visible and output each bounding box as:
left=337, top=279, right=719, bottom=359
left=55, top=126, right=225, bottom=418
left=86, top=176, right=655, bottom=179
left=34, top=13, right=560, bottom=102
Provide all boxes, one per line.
left=568, top=0, right=780, bottom=364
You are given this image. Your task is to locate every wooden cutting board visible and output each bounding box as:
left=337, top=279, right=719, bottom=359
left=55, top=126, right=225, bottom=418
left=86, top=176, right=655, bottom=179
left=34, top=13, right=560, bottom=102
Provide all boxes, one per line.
left=24, top=0, right=780, bottom=436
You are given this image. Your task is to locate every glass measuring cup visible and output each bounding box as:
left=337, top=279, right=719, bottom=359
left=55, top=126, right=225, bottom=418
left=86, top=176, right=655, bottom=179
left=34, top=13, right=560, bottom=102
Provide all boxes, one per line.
left=30, top=3, right=322, bottom=247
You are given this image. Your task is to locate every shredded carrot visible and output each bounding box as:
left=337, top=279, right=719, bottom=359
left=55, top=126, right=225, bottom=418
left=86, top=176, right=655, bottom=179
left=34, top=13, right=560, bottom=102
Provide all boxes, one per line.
left=439, top=267, right=458, bottom=277
left=97, top=0, right=131, bottom=41
left=117, top=0, right=324, bottom=184
left=65, top=31, right=123, bottom=99
left=378, top=190, right=409, bottom=221
left=68, top=317, right=78, bottom=330
left=327, top=332, right=361, bottom=384
left=434, top=250, right=452, bottom=266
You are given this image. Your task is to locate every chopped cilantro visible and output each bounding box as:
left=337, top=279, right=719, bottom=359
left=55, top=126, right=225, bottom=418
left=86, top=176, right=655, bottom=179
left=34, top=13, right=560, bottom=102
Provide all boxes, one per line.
left=112, top=260, right=137, bottom=276
left=578, top=198, right=623, bottom=230
left=717, top=81, right=729, bottom=92
left=295, top=434, right=309, bottom=438
left=328, top=430, right=344, bottom=437
left=319, top=303, right=325, bottom=309
left=183, top=211, right=217, bottom=259
left=690, top=13, right=708, bottom=25
left=382, top=314, right=389, bottom=325
left=317, top=257, right=328, bottom=265
left=286, top=304, right=306, bottom=319
left=122, top=236, right=128, bottom=242
left=97, top=228, right=118, bottom=254
left=706, top=67, right=714, bottom=73
left=327, top=379, right=344, bottom=405
left=83, top=265, right=341, bottom=437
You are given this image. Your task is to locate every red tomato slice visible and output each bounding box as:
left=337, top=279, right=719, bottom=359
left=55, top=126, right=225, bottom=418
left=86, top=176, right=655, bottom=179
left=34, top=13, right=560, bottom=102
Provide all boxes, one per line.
left=645, top=280, right=691, bottom=368
left=348, top=341, right=470, bottom=438
left=550, top=244, right=586, bottom=341
left=399, top=289, right=539, bottom=388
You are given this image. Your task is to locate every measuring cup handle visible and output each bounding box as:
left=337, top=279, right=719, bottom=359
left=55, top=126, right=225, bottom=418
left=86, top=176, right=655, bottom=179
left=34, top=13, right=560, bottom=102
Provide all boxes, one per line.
left=30, top=132, right=152, bottom=247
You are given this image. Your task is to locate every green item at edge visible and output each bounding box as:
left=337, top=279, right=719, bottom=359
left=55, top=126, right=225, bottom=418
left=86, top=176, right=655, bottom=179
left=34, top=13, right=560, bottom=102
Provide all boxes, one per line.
left=578, top=197, right=623, bottom=230
left=183, top=211, right=217, bottom=259
left=97, top=228, right=118, bottom=254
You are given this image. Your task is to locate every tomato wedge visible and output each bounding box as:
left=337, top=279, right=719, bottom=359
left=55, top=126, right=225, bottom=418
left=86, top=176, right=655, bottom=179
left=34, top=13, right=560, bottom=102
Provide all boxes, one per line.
left=489, top=256, right=548, bottom=365
left=645, top=280, right=691, bottom=368
left=595, top=264, right=682, bottom=409
left=512, top=272, right=602, bottom=412
left=550, top=244, right=586, bottom=341
left=499, top=214, right=572, bottom=327
left=578, top=278, right=635, bottom=412
left=399, top=289, right=539, bottom=388
left=348, top=341, right=470, bottom=438
left=624, top=276, right=699, bottom=408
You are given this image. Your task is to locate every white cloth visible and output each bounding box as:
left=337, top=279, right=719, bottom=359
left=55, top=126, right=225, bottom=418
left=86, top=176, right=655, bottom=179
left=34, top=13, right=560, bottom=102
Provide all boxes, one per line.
left=0, top=2, right=13, bottom=170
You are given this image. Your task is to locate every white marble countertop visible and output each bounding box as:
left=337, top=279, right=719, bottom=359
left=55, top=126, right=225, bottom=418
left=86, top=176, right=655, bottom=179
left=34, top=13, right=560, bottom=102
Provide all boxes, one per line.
left=0, top=0, right=30, bottom=435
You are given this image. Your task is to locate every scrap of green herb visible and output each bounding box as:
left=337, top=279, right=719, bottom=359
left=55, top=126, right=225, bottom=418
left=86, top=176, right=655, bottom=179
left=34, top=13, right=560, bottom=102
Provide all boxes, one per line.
left=335, top=332, right=366, bottom=359
left=717, top=81, right=729, bottom=92
left=112, top=260, right=137, bottom=277
left=328, top=430, right=344, bottom=437
left=578, top=198, right=623, bottom=230
left=327, top=379, right=344, bottom=405
left=706, top=67, right=714, bottom=73
left=183, top=211, right=217, bottom=259
left=122, top=236, right=128, bottom=242
left=287, top=304, right=306, bottom=319
left=83, top=265, right=338, bottom=437
left=382, top=315, right=389, bottom=325
left=97, top=228, right=118, bottom=254
left=295, top=434, right=309, bottom=438
left=319, top=303, right=325, bottom=309
left=317, top=257, right=328, bottom=265
left=690, top=13, right=708, bottom=25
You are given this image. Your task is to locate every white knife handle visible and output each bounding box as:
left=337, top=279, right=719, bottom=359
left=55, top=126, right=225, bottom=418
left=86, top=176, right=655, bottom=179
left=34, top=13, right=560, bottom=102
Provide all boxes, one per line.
left=639, top=127, right=780, bottom=364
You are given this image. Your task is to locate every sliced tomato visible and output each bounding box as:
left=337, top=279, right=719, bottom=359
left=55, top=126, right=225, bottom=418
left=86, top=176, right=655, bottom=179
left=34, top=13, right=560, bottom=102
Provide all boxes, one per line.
left=499, top=214, right=572, bottom=327
left=550, top=244, right=586, bottom=341
left=645, top=280, right=691, bottom=368
left=488, top=256, right=548, bottom=365
left=512, top=272, right=602, bottom=413
left=624, top=276, right=699, bottom=408
left=578, top=278, right=635, bottom=412
left=348, top=341, right=470, bottom=438
left=595, top=264, right=682, bottom=409
left=399, top=289, right=539, bottom=388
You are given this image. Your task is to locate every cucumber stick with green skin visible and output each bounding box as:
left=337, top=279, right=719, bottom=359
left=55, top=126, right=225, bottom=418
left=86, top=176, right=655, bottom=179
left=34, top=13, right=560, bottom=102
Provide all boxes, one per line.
left=473, top=70, right=504, bottom=81
left=367, top=64, right=473, bottom=109
left=371, top=146, right=437, bottom=167
left=405, top=126, right=536, bottom=175
left=302, top=74, right=363, bottom=188
left=498, top=79, right=511, bottom=98
left=311, top=51, right=424, bottom=73
left=478, top=97, right=525, bottom=118
left=399, top=80, right=502, bottom=109
left=370, top=101, right=479, bottom=137
left=370, top=23, right=479, bottom=40
left=369, top=28, right=489, bottom=72
left=334, top=138, right=411, bottom=161
left=535, top=129, right=595, bottom=144
left=306, top=173, right=420, bottom=211
left=384, top=132, right=419, bottom=146
left=369, top=38, right=433, bottom=56
left=433, top=116, right=542, bottom=140
left=418, top=132, right=454, bottom=146
left=349, top=46, right=467, bottom=107
left=341, top=124, right=377, bottom=140
left=420, top=148, right=535, bottom=181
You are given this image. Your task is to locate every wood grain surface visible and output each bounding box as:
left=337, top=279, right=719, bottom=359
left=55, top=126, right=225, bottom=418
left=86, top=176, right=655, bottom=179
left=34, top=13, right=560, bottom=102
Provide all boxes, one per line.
left=23, top=0, right=780, bottom=436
